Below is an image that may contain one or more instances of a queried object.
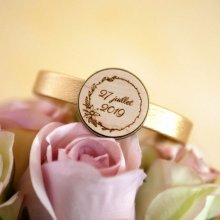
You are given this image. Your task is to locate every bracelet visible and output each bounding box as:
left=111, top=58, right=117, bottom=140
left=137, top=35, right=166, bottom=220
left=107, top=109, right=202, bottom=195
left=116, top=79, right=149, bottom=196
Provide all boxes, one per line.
left=33, top=70, right=192, bottom=143
left=33, top=70, right=85, bottom=104
left=144, top=104, right=192, bottom=143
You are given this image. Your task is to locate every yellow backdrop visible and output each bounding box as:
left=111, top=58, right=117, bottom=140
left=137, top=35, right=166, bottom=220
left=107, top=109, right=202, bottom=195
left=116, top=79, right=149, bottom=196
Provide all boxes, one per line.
left=0, top=1, right=220, bottom=168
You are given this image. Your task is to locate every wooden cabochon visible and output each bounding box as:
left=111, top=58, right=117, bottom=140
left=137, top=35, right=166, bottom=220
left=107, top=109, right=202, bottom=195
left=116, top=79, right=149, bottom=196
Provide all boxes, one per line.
left=78, top=68, right=149, bottom=138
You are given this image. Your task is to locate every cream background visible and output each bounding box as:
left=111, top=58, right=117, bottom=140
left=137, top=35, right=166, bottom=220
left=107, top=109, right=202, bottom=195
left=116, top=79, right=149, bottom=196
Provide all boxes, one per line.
left=0, top=1, right=219, bottom=167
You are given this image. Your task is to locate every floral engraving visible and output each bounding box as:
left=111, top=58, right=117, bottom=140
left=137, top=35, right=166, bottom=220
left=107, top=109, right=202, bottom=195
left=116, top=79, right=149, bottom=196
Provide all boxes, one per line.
left=82, top=76, right=142, bottom=133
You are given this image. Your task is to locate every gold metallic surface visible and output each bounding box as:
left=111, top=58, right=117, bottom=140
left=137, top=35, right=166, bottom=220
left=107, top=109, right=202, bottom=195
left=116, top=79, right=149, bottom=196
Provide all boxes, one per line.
left=33, top=70, right=192, bottom=143
left=144, top=104, right=193, bottom=143
left=33, top=71, right=85, bottom=104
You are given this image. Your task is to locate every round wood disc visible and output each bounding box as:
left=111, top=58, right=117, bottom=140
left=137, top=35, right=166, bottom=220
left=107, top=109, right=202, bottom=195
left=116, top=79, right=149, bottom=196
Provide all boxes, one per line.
left=78, top=68, right=149, bottom=138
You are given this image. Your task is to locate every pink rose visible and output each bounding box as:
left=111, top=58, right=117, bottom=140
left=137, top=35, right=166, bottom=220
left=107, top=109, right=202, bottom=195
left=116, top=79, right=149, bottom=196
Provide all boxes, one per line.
left=0, top=99, right=72, bottom=130
left=139, top=129, right=219, bottom=183
left=0, top=98, right=73, bottom=187
left=175, top=145, right=219, bottom=183
left=154, top=141, right=183, bottom=160
left=19, top=122, right=145, bottom=220
left=155, top=141, right=219, bottom=182
left=136, top=159, right=220, bottom=220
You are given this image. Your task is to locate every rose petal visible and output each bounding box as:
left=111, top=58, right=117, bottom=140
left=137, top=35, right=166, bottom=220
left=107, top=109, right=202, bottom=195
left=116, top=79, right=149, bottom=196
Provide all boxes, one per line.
left=156, top=142, right=183, bottom=159
left=207, top=195, right=220, bottom=218
left=46, top=123, right=93, bottom=151
left=177, top=147, right=219, bottom=183
left=0, top=99, right=72, bottom=130
left=42, top=160, right=146, bottom=220
left=94, top=154, right=109, bottom=167
left=194, top=194, right=220, bottom=220
left=27, top=99, right=71, bottom=123
left=64, top=136, right=126, bottom=176
left=30, top=122, right=62, bottom=220
left=0, top=110, right=56, bottom=130
left=145, top=185, right=216, bottom=220
left=80, top=154, right=109, bottom=169
left=118, top=134, right=141, bottom=170
left=28, top=122, right=144, bottom=220
left=66, top=138, right=109, bottom=161
left=136, top=159, right=203, bottom=220
left=57, top=149, right=69, bottom=161
left=45, top=144, right=54, bottom=163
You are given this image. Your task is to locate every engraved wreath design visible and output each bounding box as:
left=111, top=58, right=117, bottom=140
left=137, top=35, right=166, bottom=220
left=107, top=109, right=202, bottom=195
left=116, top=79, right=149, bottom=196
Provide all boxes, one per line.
left=83, top=76, right=142, bottom=133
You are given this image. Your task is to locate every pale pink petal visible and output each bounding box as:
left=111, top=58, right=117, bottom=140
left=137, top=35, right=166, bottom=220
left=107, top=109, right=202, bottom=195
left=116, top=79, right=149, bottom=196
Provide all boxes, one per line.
left=80, top=154, right=109, bottom=169
left=118, top=134, right=142, bottom=170
left=46, top=145, right=53, bottom=162
left=39, top=123, right=63, bottom=161
left=30, top=99, right=71, bottom=122
left=65, top=136, right=126, bottom=176
left=0, top=109, right=55, bottom=130
left=178, top=150, right=219, bottom=182
left=57, top=149, right=70, bottom=161
left=26, top=122, right=144, bottom=220
left=90, top=138, right=125, bottom=171
left=45, top=123, right=93, bottom=156
left=0, top=99, right=72, bottom=130
left=156, top=142, right=184, bottom=160
left=28, top=99, right=64, bottom=118
left=42, top=160, right=146, bottom=220
left=94, top=154, right=109, bottom=167
left=0, top=117, right=21, bottom=129
left=30, top=122, right=62, bottom=220
left=0, top=99, right=50, bottom=116
left=66, top=138, right=107, bottom=160
left=173, top=145, right=186, bottom=161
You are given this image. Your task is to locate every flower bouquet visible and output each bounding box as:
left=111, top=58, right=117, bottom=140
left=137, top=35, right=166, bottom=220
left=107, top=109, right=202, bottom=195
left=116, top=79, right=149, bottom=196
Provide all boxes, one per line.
left=0, top=68, right=219, bottom=220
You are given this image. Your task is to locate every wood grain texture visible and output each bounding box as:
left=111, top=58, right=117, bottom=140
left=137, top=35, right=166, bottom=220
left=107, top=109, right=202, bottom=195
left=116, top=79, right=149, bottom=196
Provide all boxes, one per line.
left=78, top=68, right=149, bottom=138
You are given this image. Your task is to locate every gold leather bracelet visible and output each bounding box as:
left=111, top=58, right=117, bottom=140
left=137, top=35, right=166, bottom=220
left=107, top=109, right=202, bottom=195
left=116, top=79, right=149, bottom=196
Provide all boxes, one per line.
left=33, top=70, right=85, bottom=104
left=33, top=70, right=192, bottom=143
left=144, top=104, right=192, bottom=143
